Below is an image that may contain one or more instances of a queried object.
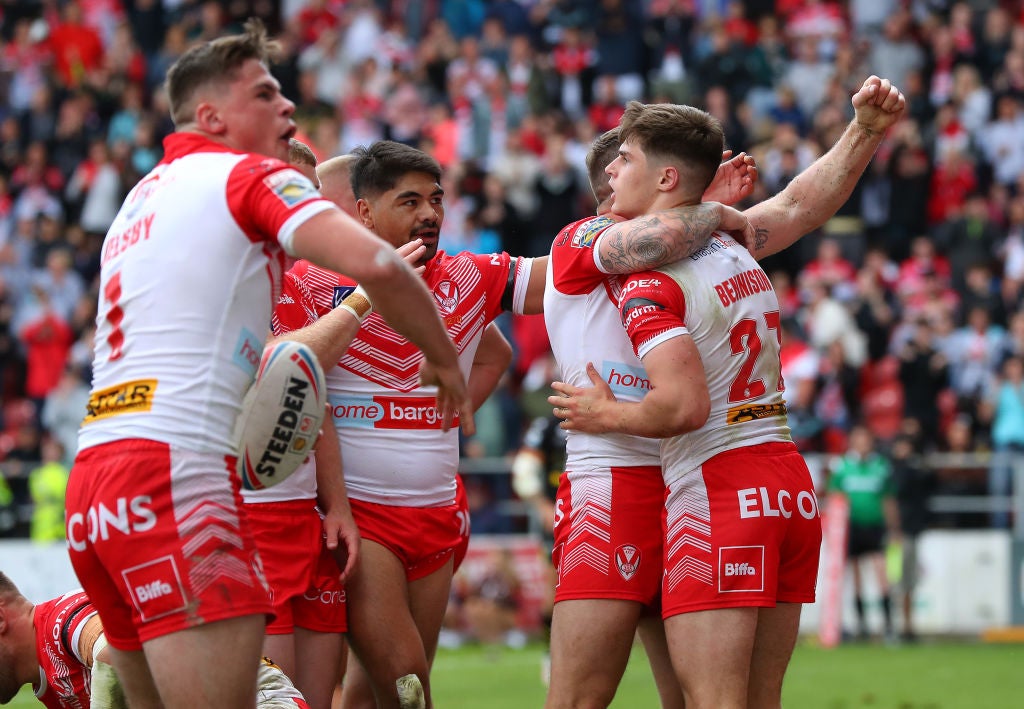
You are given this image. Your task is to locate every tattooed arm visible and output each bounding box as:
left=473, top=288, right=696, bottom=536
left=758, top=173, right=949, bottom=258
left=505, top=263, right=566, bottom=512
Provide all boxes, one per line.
left=744, top=75, right=906, bottom=260
left=596, top=201, right=752, bottom=274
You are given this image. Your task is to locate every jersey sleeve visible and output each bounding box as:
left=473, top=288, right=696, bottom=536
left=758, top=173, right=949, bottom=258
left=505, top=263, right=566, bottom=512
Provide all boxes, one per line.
left=618, top=271, right=688, bottom=360
left=46, top=590, right=96, bottom=665
left=465, top=251, right=534, bottom=319
left=272, top=261, right=329, bottom=336
left=226, top=156, right=337, bottom=254
left=549, top=216, right=617, bottom=295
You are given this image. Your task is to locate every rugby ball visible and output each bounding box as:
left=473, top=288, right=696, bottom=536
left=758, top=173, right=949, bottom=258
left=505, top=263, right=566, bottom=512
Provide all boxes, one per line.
left=234, top=340, right=327, bottom=491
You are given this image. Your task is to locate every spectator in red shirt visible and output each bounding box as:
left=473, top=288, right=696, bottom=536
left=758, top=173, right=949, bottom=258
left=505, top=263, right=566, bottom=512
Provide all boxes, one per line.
left=19, top=289, right=74, bottom=405
left=47, top=0, right=105, bottom=87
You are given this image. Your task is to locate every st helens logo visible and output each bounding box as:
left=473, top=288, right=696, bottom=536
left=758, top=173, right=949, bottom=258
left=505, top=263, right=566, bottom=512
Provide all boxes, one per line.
left=433, top=280, right=460, bottom=315
left=615, top=544, right=641, bottom=581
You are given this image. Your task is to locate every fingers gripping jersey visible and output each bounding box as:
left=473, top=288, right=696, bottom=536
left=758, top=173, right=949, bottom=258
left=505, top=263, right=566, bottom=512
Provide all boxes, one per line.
left=274, top=250, right=528, bottom=506
left=544, top=216, right=660, bottom=468
left=619, top=234, right=793, bottom=479
left=33, top=590, right=96, bottom=709
left=80, top=133, right=336, bottom=455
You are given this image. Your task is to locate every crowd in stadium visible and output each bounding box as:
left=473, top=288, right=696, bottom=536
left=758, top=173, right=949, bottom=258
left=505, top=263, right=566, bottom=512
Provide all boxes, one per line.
left=0, top=0, right=1022, bottom=541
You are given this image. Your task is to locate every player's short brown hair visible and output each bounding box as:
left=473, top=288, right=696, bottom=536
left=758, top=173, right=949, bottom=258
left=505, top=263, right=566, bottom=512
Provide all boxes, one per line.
left=0, top=571, right=21, bottom=599
left=166, top=18, right=281, bottom=127
left=619, top=102, right=723, bottom=197
left=586, top=128, right=620, bottom=201
left=288, top=139, right=317, bottom=170
left=350, top=141, right=442, bottom=201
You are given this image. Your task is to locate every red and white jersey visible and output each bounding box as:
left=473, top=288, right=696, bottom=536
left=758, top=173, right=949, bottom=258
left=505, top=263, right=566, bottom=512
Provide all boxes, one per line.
left=79, top=133, right=335, bottom=455
left=274, top=250, right=532, bottom=506
left=544, top=216, right=660, bottom=469
left=619, top=233, right=792, bottom=480
left=33, top=589, right=96, bottom=709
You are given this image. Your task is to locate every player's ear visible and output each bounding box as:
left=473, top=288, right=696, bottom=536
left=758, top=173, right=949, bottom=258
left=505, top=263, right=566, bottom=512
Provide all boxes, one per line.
left=195, top=100, right=224, bottom=135
left=356, top=199, right=373, bottom=229
left=0, top=602, right=8, bottom=634
left=659, top=165, right=679, bottom=193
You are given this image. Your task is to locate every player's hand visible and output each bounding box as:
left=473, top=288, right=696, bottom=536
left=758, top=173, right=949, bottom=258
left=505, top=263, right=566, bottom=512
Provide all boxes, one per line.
left=852, top=75, right=906, bottom=135
left=703, top=150, right=758, bottom=206
left=396, top=238, right=427, bottom=276
left=419, top=360, right=476, bottom=436
left=548, top=362, right=616, bottom=433
left=323, top=504, right=361, bottom=582
left=714, top=203, right=756, bottom=252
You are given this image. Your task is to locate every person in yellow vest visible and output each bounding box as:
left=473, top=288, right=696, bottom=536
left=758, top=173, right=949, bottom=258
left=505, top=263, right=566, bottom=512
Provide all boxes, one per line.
left=28, top=437, right=69, bottom=543
left=0, top=473, right=15, bottom=535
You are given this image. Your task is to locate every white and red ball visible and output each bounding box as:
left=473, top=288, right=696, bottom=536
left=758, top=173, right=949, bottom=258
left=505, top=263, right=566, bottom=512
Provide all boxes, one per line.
left=233, top=340, right=326, bottom=491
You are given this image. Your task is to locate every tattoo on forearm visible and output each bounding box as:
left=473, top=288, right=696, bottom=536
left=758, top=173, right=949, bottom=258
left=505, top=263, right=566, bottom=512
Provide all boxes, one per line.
left=754, top=227, right=768, bottom=252
left=599, top=204, right=719, bottom=273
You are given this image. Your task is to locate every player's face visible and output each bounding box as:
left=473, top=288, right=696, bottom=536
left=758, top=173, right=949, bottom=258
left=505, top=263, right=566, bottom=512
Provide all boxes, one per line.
left=605, top=139, right=656, bottom=220
left=363, top=171, right=444, bottom=266
left=0, top=644, right=19, bottom=704
left=214, top=58, right=297, bottom=161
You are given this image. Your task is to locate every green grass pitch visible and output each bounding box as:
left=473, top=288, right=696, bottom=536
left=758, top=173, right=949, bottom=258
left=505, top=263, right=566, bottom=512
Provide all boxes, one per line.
left=8, top=639, right=1023, bottom=708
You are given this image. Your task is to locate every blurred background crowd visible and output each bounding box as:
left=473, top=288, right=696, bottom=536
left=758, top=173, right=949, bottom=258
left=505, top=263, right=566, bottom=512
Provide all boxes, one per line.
left=0, top=0, right=1022, bottom=560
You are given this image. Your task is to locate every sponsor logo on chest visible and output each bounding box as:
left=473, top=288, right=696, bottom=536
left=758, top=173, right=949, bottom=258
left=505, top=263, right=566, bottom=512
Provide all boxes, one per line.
left=328, top=394, right=459, bottom=429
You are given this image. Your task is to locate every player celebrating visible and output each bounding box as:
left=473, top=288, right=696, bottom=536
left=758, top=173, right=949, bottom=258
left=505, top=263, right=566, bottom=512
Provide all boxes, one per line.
left=64, top=21, right=467, bottom=709
left=543, top=130, right=754, bottom=709
left=273, top=141, right=527, bottom=709
left=550, top=77, right=905, bottom=708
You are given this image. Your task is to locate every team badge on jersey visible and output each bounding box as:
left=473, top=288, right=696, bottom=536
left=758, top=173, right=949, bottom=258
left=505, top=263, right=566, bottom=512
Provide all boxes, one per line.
left=571, top=216, right=614, bottom=249
left=615, top=544, right=641, bottom=581
left=332, top=285, right=356, bottom=308
left=433, top=280, right=460, bottom=315
left=264, top=169, right=320, bottom=208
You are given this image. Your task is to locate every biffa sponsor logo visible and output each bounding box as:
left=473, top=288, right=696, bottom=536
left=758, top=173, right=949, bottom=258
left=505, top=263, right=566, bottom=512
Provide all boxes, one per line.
left=718, top=546, right=764, bottom=593
left=122, top=556, right=188, bottom=622
left=135, top=580, right=173, bottom=602
left=724, top=562, right=756, bottom=576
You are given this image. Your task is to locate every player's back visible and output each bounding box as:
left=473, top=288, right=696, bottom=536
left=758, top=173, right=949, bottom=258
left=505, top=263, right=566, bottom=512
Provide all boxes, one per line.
left=81, top=136, right=329, bottom=456
left=544, top=216, right=660, bottom=469
left=653, top=234, right=792, bottom=472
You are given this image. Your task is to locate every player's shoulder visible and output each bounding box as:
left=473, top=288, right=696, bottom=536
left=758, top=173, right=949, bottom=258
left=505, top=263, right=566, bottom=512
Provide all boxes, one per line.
left=228, top=155, right=321, bottom=207
left=437, top=249, right=509, bottom=266
left=288, top=259, right=355, bottom=286
left=552, top=215, right=616, bottom=251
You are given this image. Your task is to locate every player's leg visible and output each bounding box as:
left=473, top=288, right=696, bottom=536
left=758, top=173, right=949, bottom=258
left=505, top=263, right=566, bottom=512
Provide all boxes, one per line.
left=247, top=501, right=323, bottom=680
left=341, top=541, right=441, bottom=709
left=850, top=554, right=867, bottom=638
left=636, top=611, right=685, bottom=709
left=293, top=539, right=349, bottom=709
left=142, top=614, right=267, bottom=708
left=262, top=633, right=297, bottom=678
left=104, top=646, right=164, bottom=709
left=545, top=598, right=643, bottom=709
left=746, top=603, right=802, bottom=709
left=338, top=650, right=371, bottom=708
left=868, top=550, right=894, bottom=638
left=665, top=607, right=758, bottom=708
left=748, top=447, right=820, bottom=706
left=293, top=628, right=345, bottom=709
